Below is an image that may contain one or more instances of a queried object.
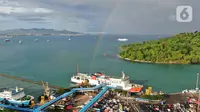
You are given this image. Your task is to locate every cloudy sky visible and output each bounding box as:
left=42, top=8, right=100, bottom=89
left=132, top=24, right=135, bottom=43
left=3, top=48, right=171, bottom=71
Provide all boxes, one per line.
left=0, top=0, right=199, bottom=34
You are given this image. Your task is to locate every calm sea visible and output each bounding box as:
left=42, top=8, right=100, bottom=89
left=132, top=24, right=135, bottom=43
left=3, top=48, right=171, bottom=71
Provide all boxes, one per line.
left=0, top=35, right=199, bottom=96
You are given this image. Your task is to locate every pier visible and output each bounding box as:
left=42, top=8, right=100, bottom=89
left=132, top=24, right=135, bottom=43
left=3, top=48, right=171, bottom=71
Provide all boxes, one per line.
left=0, top=74, right=64, bottom=89
left=0, top=73, right=198, bottom=112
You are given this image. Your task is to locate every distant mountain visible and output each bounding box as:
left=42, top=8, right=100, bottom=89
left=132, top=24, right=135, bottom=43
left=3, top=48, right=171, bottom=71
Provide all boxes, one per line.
left=0, top=28, right=84, bottom=36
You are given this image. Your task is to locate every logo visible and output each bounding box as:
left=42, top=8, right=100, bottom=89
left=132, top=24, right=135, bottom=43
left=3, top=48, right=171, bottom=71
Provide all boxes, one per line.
left=176, top=6, right=192, bottom=22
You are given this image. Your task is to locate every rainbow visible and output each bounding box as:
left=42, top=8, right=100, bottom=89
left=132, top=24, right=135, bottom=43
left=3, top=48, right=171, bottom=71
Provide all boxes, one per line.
left=89, top=1, right=120, bottom=71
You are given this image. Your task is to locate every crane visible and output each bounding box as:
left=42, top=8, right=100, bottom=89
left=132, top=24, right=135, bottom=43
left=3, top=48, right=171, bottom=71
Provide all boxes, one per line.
left=41, top=80, right=50, bottom=97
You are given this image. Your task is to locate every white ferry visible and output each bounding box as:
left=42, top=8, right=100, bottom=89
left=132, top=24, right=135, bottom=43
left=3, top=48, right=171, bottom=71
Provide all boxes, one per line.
left=0, top=87, right=34, bottom=106
left=71, top=71, right=143, bottom=93
left=117, top=38, right=128, bottom=41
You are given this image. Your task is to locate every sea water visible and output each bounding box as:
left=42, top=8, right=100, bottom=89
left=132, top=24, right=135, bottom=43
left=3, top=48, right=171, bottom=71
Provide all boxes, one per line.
left=0, top=35, right=198, bottom=97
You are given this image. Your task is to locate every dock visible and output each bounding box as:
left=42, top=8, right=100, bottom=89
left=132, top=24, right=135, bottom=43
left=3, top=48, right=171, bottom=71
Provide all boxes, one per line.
left=0, top=74, right=64, bottom=89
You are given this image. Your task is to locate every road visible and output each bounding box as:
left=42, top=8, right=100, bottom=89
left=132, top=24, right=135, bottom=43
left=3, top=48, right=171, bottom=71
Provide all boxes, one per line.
left=118, top=97, right=140, bottom=112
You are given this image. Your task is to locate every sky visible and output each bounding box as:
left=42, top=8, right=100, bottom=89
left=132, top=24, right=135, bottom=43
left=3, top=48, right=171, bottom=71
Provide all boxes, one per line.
left=0, top=0, right=199, bottom=35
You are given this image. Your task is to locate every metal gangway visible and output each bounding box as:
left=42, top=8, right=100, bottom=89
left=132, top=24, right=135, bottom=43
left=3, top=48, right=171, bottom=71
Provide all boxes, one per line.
left=79, top=86, right=109, bottom=112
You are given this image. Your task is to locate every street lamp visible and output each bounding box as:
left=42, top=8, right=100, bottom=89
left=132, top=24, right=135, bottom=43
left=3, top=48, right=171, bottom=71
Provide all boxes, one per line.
left=197, top=73, right=200, bottom=110
left=196, top=73, right=199, bottom=90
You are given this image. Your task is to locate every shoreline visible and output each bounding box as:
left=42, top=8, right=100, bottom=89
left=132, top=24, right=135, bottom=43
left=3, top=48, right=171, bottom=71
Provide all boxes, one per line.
left=117, top=55, right=188, bottom=64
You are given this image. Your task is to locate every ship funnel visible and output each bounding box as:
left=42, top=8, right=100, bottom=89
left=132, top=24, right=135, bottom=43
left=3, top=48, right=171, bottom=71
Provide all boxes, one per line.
left=16, top=86, right=18, bottom=92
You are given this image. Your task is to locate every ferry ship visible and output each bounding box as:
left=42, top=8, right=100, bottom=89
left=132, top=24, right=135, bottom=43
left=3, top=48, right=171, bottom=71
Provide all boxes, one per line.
left=117, top=38, right=128, bottom=41
left=0, top=87, right=34, bottom=106
left=71, top=71, right=143, bottom=93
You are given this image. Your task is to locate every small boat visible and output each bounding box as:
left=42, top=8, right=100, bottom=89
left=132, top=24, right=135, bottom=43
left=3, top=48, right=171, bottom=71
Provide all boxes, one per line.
left=182, top=89, right=199, bottom=94
left=34, top=39, right=38, bottom=42
left=71, top=71, right=143, bottom=93
left=19, top=40, right=22, bottom=44
left=47, top=40, right=50, bottom=42
left=69, top=38, right=71, bottom=41
left=117, top=38, right=128, bottom=41
left=182, top=73, right=200, bottom=94
left=4, top=39, right=10, bottom=42
left=0, top=87, right=34, bottom=107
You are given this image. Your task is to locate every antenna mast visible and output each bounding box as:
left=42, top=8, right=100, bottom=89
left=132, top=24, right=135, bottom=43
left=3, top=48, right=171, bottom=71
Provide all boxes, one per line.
left=197, top=73, right=200, bottom=111
left=76, top=64, right=79, bottom=75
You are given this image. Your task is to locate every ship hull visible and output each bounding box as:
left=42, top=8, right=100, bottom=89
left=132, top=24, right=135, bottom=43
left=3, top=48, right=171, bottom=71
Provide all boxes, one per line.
left=0, top=98, right=31, bottom=107
left=71, top=78, right=84, bottom=84
left=8, top=100, right=30, bottom=106
left=0, top=98, right=3, bottom=102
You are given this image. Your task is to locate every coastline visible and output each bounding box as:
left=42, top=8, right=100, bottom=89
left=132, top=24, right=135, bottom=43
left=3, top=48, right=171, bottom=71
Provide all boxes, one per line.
left=117, top=55, right=188, bottom=64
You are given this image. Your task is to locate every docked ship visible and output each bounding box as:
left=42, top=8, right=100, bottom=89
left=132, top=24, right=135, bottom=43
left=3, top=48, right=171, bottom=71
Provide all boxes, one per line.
left=117, top=38, right=128, bottom=41
left=0, top=87, right=34, bottom=106
left=71, top=71, right=143, bottom=93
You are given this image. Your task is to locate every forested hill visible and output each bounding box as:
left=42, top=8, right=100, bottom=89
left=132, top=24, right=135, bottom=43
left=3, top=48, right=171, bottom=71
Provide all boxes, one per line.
left=119, top=31, right=200, bottom=64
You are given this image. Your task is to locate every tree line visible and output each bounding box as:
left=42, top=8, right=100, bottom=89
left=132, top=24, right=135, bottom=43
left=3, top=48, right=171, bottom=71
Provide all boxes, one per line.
left=119, top=31, right=200, bottom=64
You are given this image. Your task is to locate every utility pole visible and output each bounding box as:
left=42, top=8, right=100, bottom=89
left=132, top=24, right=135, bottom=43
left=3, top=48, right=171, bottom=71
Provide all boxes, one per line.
left=198, top=88, right=200, bottom=111
left=196, top=73, right=199, bottom=90
left=127, top=91, right=129, bottom=105
left=197, top=73, right=200, bottom=110
left=76, top=64, right=79, bottom=75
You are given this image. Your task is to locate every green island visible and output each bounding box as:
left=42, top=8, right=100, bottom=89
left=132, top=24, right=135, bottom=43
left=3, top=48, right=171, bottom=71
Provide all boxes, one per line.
left=119, top=31, right=200, bottom=64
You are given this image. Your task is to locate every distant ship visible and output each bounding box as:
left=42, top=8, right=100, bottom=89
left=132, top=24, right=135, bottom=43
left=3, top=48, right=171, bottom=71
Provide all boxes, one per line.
left=47, top=40, right=50, bottom=42
left=0, top=87, right=34, bottom=106
left=117, top=38, right=128, bottom=41
left=69, top=38, right=71, bottom=41
left=34, top=39, right=38, bottom=42
left=4, top=39, right=10, bottom=42
left=19, top=40, right=22, bottom=44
